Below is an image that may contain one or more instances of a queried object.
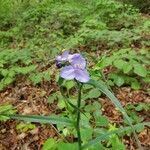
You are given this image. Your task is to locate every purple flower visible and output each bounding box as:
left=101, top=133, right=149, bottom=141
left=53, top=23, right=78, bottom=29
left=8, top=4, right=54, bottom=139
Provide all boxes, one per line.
left=60, top=54, right=90, bottom=83
left=56, top=51, right=72, bottom=63
left=56, top=51, right=73, bottom=68
left=56, top=61, right=63, bottom=68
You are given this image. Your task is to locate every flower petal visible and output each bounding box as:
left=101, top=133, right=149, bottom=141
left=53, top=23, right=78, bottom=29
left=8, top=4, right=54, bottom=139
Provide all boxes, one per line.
left=75, top=69, right=90, bottom=83
left=62, top=51, right=69, bottom=59
left=56, top=55, right=62, bottom=62
left=71, top=54, right=86, bottom=69
left=56, top=51, right=70, bottom=62
left=60, top=66, right=75, bottom=80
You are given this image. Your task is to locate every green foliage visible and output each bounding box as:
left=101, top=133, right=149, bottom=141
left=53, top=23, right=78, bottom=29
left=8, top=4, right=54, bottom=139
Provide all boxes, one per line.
left=0, top=49, right=36, bottom=90
left=109, top=135, right=126, bottom=150
left=29, top=69, right=51, bottom=84
left=42, top=138, right=57, bottom=150
left=4, top=78, right=144, bottom=149
left=95, top=48, right=150, bottom=89
left=56, top=78, right=144, bottom=148
left=0, top=48, right=52, bottom=90
left=0, top=104, right=16, bottom=121
left=88, top=79, right=134, bottom=126
left=0, top=0, right=143, bottom=51
left=57, top=142, right=78, bottom=150
left=107, top=124, right=126, bottom=150
left=2, top=114, right=73, bottom=126
left=93, top=111, right=109, bottom=127
left=83, top=88, right=101, bottom=100
left=80, top=128, right=93, bottom=143
left=82, top=122, right=150, bottom=149
left=0, top=0, right=148, bottom=91
left=129, top=103, right=150, bottom=112
left=16, top=122, right=36, bottom=132
left=48, top=91, right=60, bottom=104
left=0, top=0, right=149, bottom=149
left=63, top=80, right=75, bottom=91
left=126, top=103, right=150, bottom=124
left=42, top=138, right=78, bottom=150
left=122, top=0, right=150, bottom=13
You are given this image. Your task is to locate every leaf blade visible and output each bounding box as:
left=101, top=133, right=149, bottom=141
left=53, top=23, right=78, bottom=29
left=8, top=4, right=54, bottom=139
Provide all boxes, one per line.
left=0, top=114, right=73, bottom=126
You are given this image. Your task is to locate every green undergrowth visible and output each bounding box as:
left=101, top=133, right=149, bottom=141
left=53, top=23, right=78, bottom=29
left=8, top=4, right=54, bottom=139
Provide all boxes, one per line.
left=0, top=0, right=149, bottom=90
left=0, top=1, right=150, bottom=149
left=94, top=48, right=150, bottom=90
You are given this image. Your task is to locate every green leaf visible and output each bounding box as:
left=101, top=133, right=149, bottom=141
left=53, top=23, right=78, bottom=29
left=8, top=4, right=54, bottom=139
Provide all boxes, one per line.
left=88, top=143, right=105, bottom=150
left=143, top=77, right=150, bottom=83
left=135, top=103, right=150, bottom=112
left=57, top=142, right=78, bottom=150
left=113, top=59, right=126, bottom=70
left=96, top=57, right=113, bottom=69
left=29, top=70, right=51, bottom=84
left=84, top=101, right=101, bottom=113
left=110, top=135, right=126, bottom=150
left=1, top=69, right=8, bottom=76
left=57, top=77, right=64, bottom=86
left=57, top=98, right=66, bottom=109
left=0, top=114, right=73, bottom=126
left=109, top=74, right=124, bottom=87
left=83, top=84, right=93, bottom=90
left=82, top=122, right=150, bottom=149
left=80, top=113, right=91, bottom=128
left=128, top=111, right=143, bottom=124
left=131, top=81, right=140, bottom=90
left=30, top=73, right=43, bottom=84
left=64, top=80, right=75, bottom=90
left=123, top=63, right=132, bottom=74
left=87, top=79, right=142, bottom=149
left=3, top=77, right=14, bottom=85
left=0, top=104, right=16, bottom=121
left=43, top=70, right=51, bottom=81
left=94, top=112, right=109, bottom=127
left=16, top=123, right=36, bottom=132
left=114, top=76, right=124, bottom=87
left=48, top=92, right=60, bottom=104
left=83, top=88, right=101, bottom=100
left=42, top=138, right=57, bottom=150
left=15, top=65, right=36, bottom=74
left=81, top=128, right=93, bottom=142
left=134, top=64, right=147, bottom=77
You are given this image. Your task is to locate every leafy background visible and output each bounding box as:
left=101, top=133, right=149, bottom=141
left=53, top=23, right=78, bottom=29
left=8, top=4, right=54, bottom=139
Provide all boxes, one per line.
left=0, top=0, right=149, bottom=150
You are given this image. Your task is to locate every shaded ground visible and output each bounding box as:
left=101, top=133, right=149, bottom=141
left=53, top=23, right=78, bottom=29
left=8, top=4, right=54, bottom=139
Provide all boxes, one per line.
left=0, top=78, right=149, bottom=150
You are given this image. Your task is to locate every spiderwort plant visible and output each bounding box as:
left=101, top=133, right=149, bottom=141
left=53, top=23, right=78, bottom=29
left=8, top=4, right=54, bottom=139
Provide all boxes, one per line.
left=56, top=51, right=142, bottom=150
left=0, top=52, right=143, bottom=149
left=56, top=51, right=90, bottom=83
left=56, top=51, right=90, bottom=150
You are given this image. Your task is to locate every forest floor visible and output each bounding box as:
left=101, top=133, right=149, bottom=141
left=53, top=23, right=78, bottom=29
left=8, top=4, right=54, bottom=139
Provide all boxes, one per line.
left=0, top=76, right=150, bottom=150
left=0, top=1, right=150, bottom=149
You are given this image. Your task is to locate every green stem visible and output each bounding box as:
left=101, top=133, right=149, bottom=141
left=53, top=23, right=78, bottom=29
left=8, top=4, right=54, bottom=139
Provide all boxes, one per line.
left=76, top=83, right=82, bottom=150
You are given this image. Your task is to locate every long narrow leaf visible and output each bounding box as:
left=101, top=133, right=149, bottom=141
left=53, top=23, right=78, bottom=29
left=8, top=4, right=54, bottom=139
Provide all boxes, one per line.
left=87, top=79, right=142, bottom=149
left=0, top=114, right=73, bottom=126
left=82, top=122, right=150, bottom=149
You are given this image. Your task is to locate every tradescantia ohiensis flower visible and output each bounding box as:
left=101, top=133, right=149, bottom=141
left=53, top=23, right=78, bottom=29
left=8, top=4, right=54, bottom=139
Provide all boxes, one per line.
left=56, top=51, right=90, bottom=83
left=56, top=51, right=71, bottom=68
left=56, top=51, right=71, bottom=63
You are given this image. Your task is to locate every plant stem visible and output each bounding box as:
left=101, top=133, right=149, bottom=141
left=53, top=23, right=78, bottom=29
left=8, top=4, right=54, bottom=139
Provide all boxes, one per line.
left=76, top=83, right=82, bottom=150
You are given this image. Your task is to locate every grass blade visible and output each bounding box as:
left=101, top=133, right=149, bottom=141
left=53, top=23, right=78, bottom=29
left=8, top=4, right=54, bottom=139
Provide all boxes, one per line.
left=0, top=114, right=73, bottom=126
